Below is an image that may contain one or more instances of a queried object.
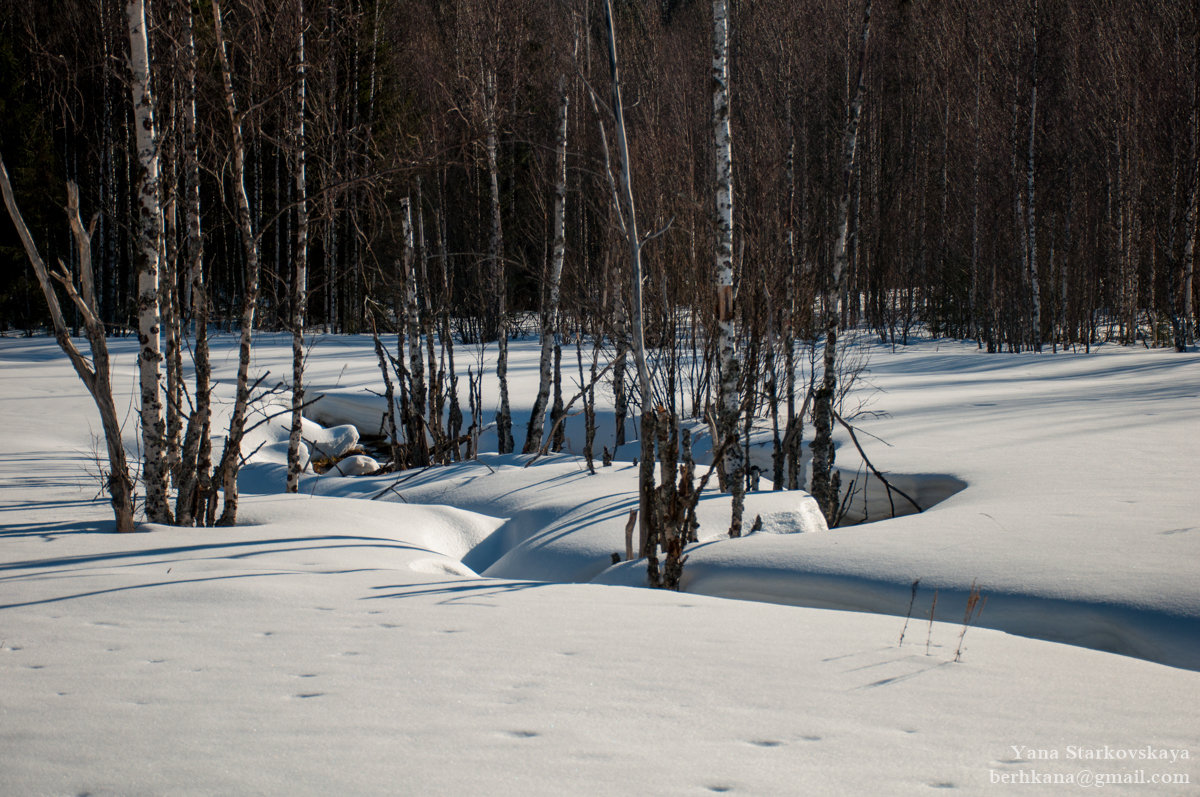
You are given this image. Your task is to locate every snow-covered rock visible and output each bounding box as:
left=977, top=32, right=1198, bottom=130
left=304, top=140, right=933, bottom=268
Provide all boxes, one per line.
left=303, top=418, right=360, bottom=460
left=330, top=453, right=379, bottom=476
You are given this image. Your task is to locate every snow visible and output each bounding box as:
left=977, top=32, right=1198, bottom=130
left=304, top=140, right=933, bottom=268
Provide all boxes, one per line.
left=1, top=332, right=1198, bottom=794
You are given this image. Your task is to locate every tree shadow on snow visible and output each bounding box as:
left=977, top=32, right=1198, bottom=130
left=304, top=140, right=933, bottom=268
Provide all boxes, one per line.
left=0, top=515, right=121, bottom=540
left=364, top=578, right=548, bottom=607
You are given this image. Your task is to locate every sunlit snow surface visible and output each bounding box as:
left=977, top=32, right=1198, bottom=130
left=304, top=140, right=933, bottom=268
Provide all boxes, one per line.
left=2, top=333, right=1198, bottom=795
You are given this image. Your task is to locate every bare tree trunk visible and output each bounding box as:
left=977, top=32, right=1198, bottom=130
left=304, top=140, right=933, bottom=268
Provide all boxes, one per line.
left=175, top=0, right=209, bottom=525
left=811, top=0, right=872, bottom=525
left=127, top=0, right=172, bottom=524
left=1061, top=169, right=1073, bottom=350
left=485, top=69, right=514, bottom=455
left=602, top=0, right=657, bottom=582
left=213, top=0, right=262, bottom=527
left=415, top=179, right=444, bottom=457
left=287, top=0, right=309, bottom=493
left=436, top=178, right=463, bottom=460
left=161, top=100, right=183, bottom=487
left=401, top=196, right=429, bottom=464
left=525, top=76, right=570, bottom=454
left=712, top=0, right=744, bottom=537
left=971, top=52, right=981, bottom=344
left=1179, top=29, right=1198, bottom=352
left=1026, top=0, right=1042, bottom=351
left=1, top=165, right=136, bottom=532
left=550, top=340, right=566, bottom=451
left=1181, top=155, right=1198, bottom=351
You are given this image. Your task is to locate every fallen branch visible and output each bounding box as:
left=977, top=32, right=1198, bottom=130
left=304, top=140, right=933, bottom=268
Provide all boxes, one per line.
left=833, top=409, right=922, bottom=516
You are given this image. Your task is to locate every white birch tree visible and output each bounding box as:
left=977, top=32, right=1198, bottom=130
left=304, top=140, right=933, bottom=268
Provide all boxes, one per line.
left=212, top=0, right=262, bottom=526
left=524, top=75, right=571, bottom=454
left=287, top=0, right=309, bottom=493
left=402, top=196, right=429, bottom=464
left=712, top=0, right=744, bottom=537
left=127, top=0, right=172, bottom=524
left=174, top=0, right=211, bottom=525
left=811, top=0, right=872, bottom=524
left=484, top=64, right=514, bottom=455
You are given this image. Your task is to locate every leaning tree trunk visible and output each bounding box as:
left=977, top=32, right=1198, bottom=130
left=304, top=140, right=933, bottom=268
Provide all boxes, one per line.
left=213, top=0, right=262, bottom=527
left=811, top=0, right=872, bottom=526
left=602, top=0, right=658, bottom=584
left=525, top=76, right=570, bottom=454
left=712, top=0, right=744, bottom=537
left=1, top=164, right=136, bottom=533
left=127, top=0, right=172, bottom=524
left=287, top=0, right=308, bottom=493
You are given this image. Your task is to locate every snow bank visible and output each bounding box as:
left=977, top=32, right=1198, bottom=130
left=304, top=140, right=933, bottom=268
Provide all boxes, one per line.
left=3, top=334, right=1200, bottom=794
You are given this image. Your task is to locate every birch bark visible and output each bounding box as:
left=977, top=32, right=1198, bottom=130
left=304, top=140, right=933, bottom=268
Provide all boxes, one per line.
left=287, top=0, right=309, bottom=493
left=811, top=0, right=872, bottom=525
left=127, top=0, right=172, bottom=523
left=712, top=0, right=743, bottom=537
left=174, top=0, right=210, bottom=525
left=485, top=69, right=514, bottom=455
left=525, top=77, right=570, bottom=454
left=212, top=0, right=262, bottom=527
left=601, top=0, right=657, bottom=580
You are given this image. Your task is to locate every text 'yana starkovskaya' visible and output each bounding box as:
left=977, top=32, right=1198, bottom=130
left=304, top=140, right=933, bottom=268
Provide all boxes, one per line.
left=1010, top=745, right=1191, bottom=763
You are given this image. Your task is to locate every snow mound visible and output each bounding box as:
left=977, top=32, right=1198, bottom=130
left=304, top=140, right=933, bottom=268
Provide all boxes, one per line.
left=329, top=454, right=379, bottom=476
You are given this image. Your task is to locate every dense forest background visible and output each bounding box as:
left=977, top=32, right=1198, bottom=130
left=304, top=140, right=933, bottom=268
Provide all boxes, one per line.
left=1, top=0, right=1196, bottom=352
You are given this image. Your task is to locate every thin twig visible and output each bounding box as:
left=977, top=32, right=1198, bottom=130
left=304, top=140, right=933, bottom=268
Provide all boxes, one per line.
left=833, top=409, right=922, bottom=515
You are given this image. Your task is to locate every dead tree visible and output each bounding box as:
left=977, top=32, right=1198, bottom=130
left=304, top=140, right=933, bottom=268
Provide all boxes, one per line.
left=1, top=162, right=135, bottom=533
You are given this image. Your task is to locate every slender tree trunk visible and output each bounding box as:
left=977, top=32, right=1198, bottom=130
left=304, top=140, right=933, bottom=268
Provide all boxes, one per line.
left=175, top=0, right=209, bottom=525
left=127, top=0, right=172, bottom=523
left=436, top=177, right=463, bottom=460
left=160, top=69, right=182, bottom=487
left=1062, top=169, right=1073, bottom=350
left=1026, top=0, right=1042, bottom=351
left=1181, top=153, right=1198, bottom=351
left=1179, top=30, right=1198, bottom=351
left=712, top=0, right=744, bottom=537
left=415, top=179, right=443, bottom=456
left=287, top=0, right=309, bottom=493
left=163, top=190, right=183, bottom=487
left=485, top=70, right=514, bottom=455
left=213, top=0, right=261, bottom=527
left=402, top=196, right=429, bottom=464
left=811, top=0, right=872, bottom=525
left=971, top=53, right=981, bottom=344
left=602, top=0, right=657, bottom=582
left=525, top=77, right=571, bottom=454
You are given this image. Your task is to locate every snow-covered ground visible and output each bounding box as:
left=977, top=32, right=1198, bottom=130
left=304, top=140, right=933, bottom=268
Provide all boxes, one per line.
left=1, top=333, right=1197, bottom=794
